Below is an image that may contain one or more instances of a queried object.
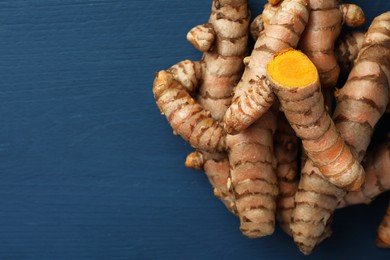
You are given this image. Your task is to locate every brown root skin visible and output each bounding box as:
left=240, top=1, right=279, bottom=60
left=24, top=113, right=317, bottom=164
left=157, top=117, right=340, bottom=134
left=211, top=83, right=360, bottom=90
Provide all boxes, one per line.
left=250, top=3, right=282, bottom=42
left=335, top=31, right=365, bottom=75
left=340, top=4, right=365, bottom=27
left=250, top=14, right=264, bottom=41
left=223, top=0, right=309, bottom=134
left=338, top=139, right=390, bottom=208
left=274, top=113, right=299, bottom=236
left=184, top=150, right=237, bottom=214
left=333, top=12, right=390, bottom=162
left=204, top=156, right=237, bottom=214
left=267, top=49, right=365, bottom=191
left=298, top=0, right=365, bottom=88
left=167, top=60, right=202, bottom=94
left=377, top=201, right=390, bottom=248
left=187, top=23, right=215, bottom=53
left=227, top=106, right=278, bottom=238
left=290, top=160, right=346, bottom=255
left=262, top=2, right=281, bottom=26
left=153, top=71, right=227, bottom=153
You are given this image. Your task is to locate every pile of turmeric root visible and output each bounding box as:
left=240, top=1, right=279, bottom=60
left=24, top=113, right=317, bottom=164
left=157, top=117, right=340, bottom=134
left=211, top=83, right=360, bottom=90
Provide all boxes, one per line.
left=152, top=0, right=390, bottom=255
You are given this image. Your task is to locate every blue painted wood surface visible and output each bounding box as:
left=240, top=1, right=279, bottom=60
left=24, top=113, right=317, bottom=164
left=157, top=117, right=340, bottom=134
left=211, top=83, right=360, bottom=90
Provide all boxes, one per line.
left=0, top=0, right=389, bottom=259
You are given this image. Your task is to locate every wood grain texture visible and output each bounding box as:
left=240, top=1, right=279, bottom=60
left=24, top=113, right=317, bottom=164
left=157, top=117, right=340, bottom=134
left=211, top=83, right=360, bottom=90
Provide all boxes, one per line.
left=0, top=0, right=388, bottom=259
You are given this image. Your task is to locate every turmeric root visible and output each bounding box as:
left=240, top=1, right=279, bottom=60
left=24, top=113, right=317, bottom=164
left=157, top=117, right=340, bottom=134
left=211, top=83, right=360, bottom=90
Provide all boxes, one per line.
left=223, top=0, right=309, bottom=134
left=333, top=11, right=390, bottom=162
left=262, top=1, right=281, bottom=26
left=298, top=0, right=365, bottom=88
left=377, top=201, right=390, bottom=248
left=185, top=150, right=236, bottom=213
left=186, top=0, right=251, bottom=212
left=250, top=2, right=282, bottom=41
left=205, top=156, right=237, bottom=213
left=274, top=113, right=299, bottom=236
left=290, top=160, right=346, bottom=254
left=338, top=139, right=390, bottom=208
left=249, top=13, right=264, bottom=42
left=266, top=49, right=365, bottom=191
left=227, top=106, right=278, bottom=238
left=335, top=31, right=366, bottom=74
left=267, top=48, right=361, bottom=253
left=153, top=70, right=226, bottom=153
left=266, top=49, right=363, bottom=254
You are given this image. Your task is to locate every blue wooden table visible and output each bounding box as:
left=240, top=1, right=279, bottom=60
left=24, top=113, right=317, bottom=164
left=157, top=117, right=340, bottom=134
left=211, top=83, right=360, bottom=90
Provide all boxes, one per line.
left=0, top=0, right=389, bottom=259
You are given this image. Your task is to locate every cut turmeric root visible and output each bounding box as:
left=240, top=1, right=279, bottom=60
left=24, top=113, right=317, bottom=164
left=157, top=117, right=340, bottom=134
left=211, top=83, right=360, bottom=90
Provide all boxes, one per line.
left=265, top=48, right=368, bottom=254
left=266, top=49, right=365, bottom=191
